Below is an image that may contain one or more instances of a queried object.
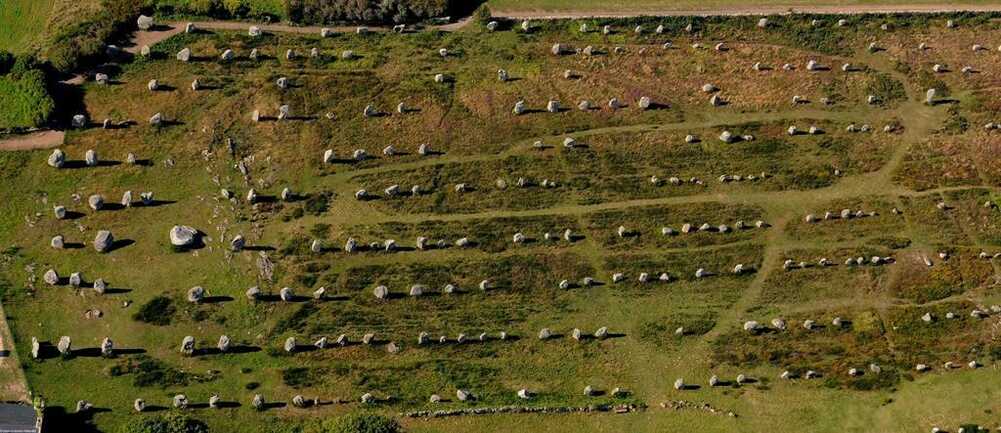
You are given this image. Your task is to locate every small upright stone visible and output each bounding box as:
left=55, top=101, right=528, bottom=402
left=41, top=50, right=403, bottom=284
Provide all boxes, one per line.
left=94, top=230, right=113, bottom=253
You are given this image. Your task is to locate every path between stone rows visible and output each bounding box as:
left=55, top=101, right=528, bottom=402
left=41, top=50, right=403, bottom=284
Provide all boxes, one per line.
left=0, top=302, right=30, bottom=403
left=0, top=130, right=65, bottom=151
left=125, top=17, right=475, bottom=55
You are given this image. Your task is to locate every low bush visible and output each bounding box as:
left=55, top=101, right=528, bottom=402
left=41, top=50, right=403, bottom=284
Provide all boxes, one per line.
left=287, top=0, right=454, bottom=25
left=0, top=52, right=54, bottom=129
left=45, top=0, right=143, bottom=72
left=118, top=412, right=208, bottom=433
left=323, top=413, right=400, bottom=433
left=132, top=295, right=176, bottom=326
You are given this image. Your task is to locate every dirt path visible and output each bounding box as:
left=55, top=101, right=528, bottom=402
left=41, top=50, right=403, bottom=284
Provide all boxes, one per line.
left=130, top=17, right=478, bottom=53
left=491, top=4, right=1001, bottom=19
left=0, top=302, right=29, bottom=403
left=0, top=130, right=64, bottom=151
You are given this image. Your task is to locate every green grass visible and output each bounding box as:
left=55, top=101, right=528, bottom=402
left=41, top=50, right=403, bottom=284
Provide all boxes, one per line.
left=3, top=11, right=1001, bottom=433
left=0, top=0, right=54, bottom=54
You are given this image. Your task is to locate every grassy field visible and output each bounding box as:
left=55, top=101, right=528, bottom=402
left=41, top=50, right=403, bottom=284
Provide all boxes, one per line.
left=2, top=10, right=1001, bottom=433
left=0, top=0, right=55, bottom=53
left=0, top=0, right=103, bottom=55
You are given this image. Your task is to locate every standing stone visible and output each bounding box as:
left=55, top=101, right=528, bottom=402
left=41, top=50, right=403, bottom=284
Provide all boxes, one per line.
left=134, top=399, right=145, bottom=412
left=137, top=15, right=154, bottom=31
left=57, top=336, right=71, bottom=356
left=284, top=337, right=296, bottom=353
left=218, top=335, right=230, bottom=352
left=925, top=88, right=937, bottom=105
left=512, top=100, right=526, bottom=115
left=170, top=225, right=198, bottom=247
left=43, top=269, right=59, bottom=285
left=47, top=149, right=65, bottom=168
left=30, top=337, right=39, bottom=359
left=88, top=194, right=104, bottom=211
left=121, top=190, right=132, bottom=207
left=93, top=278, right=106, bottom=294
left=231, top=235, right=245, bottom=252
left=50, top=235, right=64, bottom=249
left=101, top=337, right=113, bottom=357
left=220, top=49, right=235, bottom=61
left=176, top=48, right=191, bottom=62
left=187, top=286, right=205, bottom=303
left=180, top=336, right=195, bottom=355
left=94, top=230, right=113, bottom=253
left=71, top=114, right=87, bottom=128
left=249, top=26, right=262, bottom=37
left=85, top=149, right=98, bottom=167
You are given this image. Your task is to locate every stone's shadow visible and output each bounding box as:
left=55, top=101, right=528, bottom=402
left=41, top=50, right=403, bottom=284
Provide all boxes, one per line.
left=34, top=405, right=101, bottom=433
left=200, top=296, right=234, bottom=304
left=103, top=287, right=132, bottom=295
left=260, top=402, right=287, bottom=411
left=137, top=199, right=176, bottom=208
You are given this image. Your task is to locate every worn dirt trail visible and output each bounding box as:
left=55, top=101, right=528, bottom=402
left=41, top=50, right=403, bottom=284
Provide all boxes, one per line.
left=0, top=302, right=29, bottom=403
left=0, top=130, right=64, bottom=151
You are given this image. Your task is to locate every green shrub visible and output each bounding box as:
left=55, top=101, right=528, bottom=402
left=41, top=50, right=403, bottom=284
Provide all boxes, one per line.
left=118, top=412, right=208, bottom=433
left=323, top=414, right=400, bottom=433
left=864, top=73, right=906, bottom=105
left=46, top=0, right=143, bottom=72
left=287, top=0, right=454, bottom=25
left=153, top=0, right=285, bottom=19
left=132, top=296, right=176, bottom=326
left=304, top=191, right=331, bottom=215
left=473, top=3, right=491, bottom=25
left=0, top=69, right=54, bottom=129
left=110, top=355, right=193, bottom=388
